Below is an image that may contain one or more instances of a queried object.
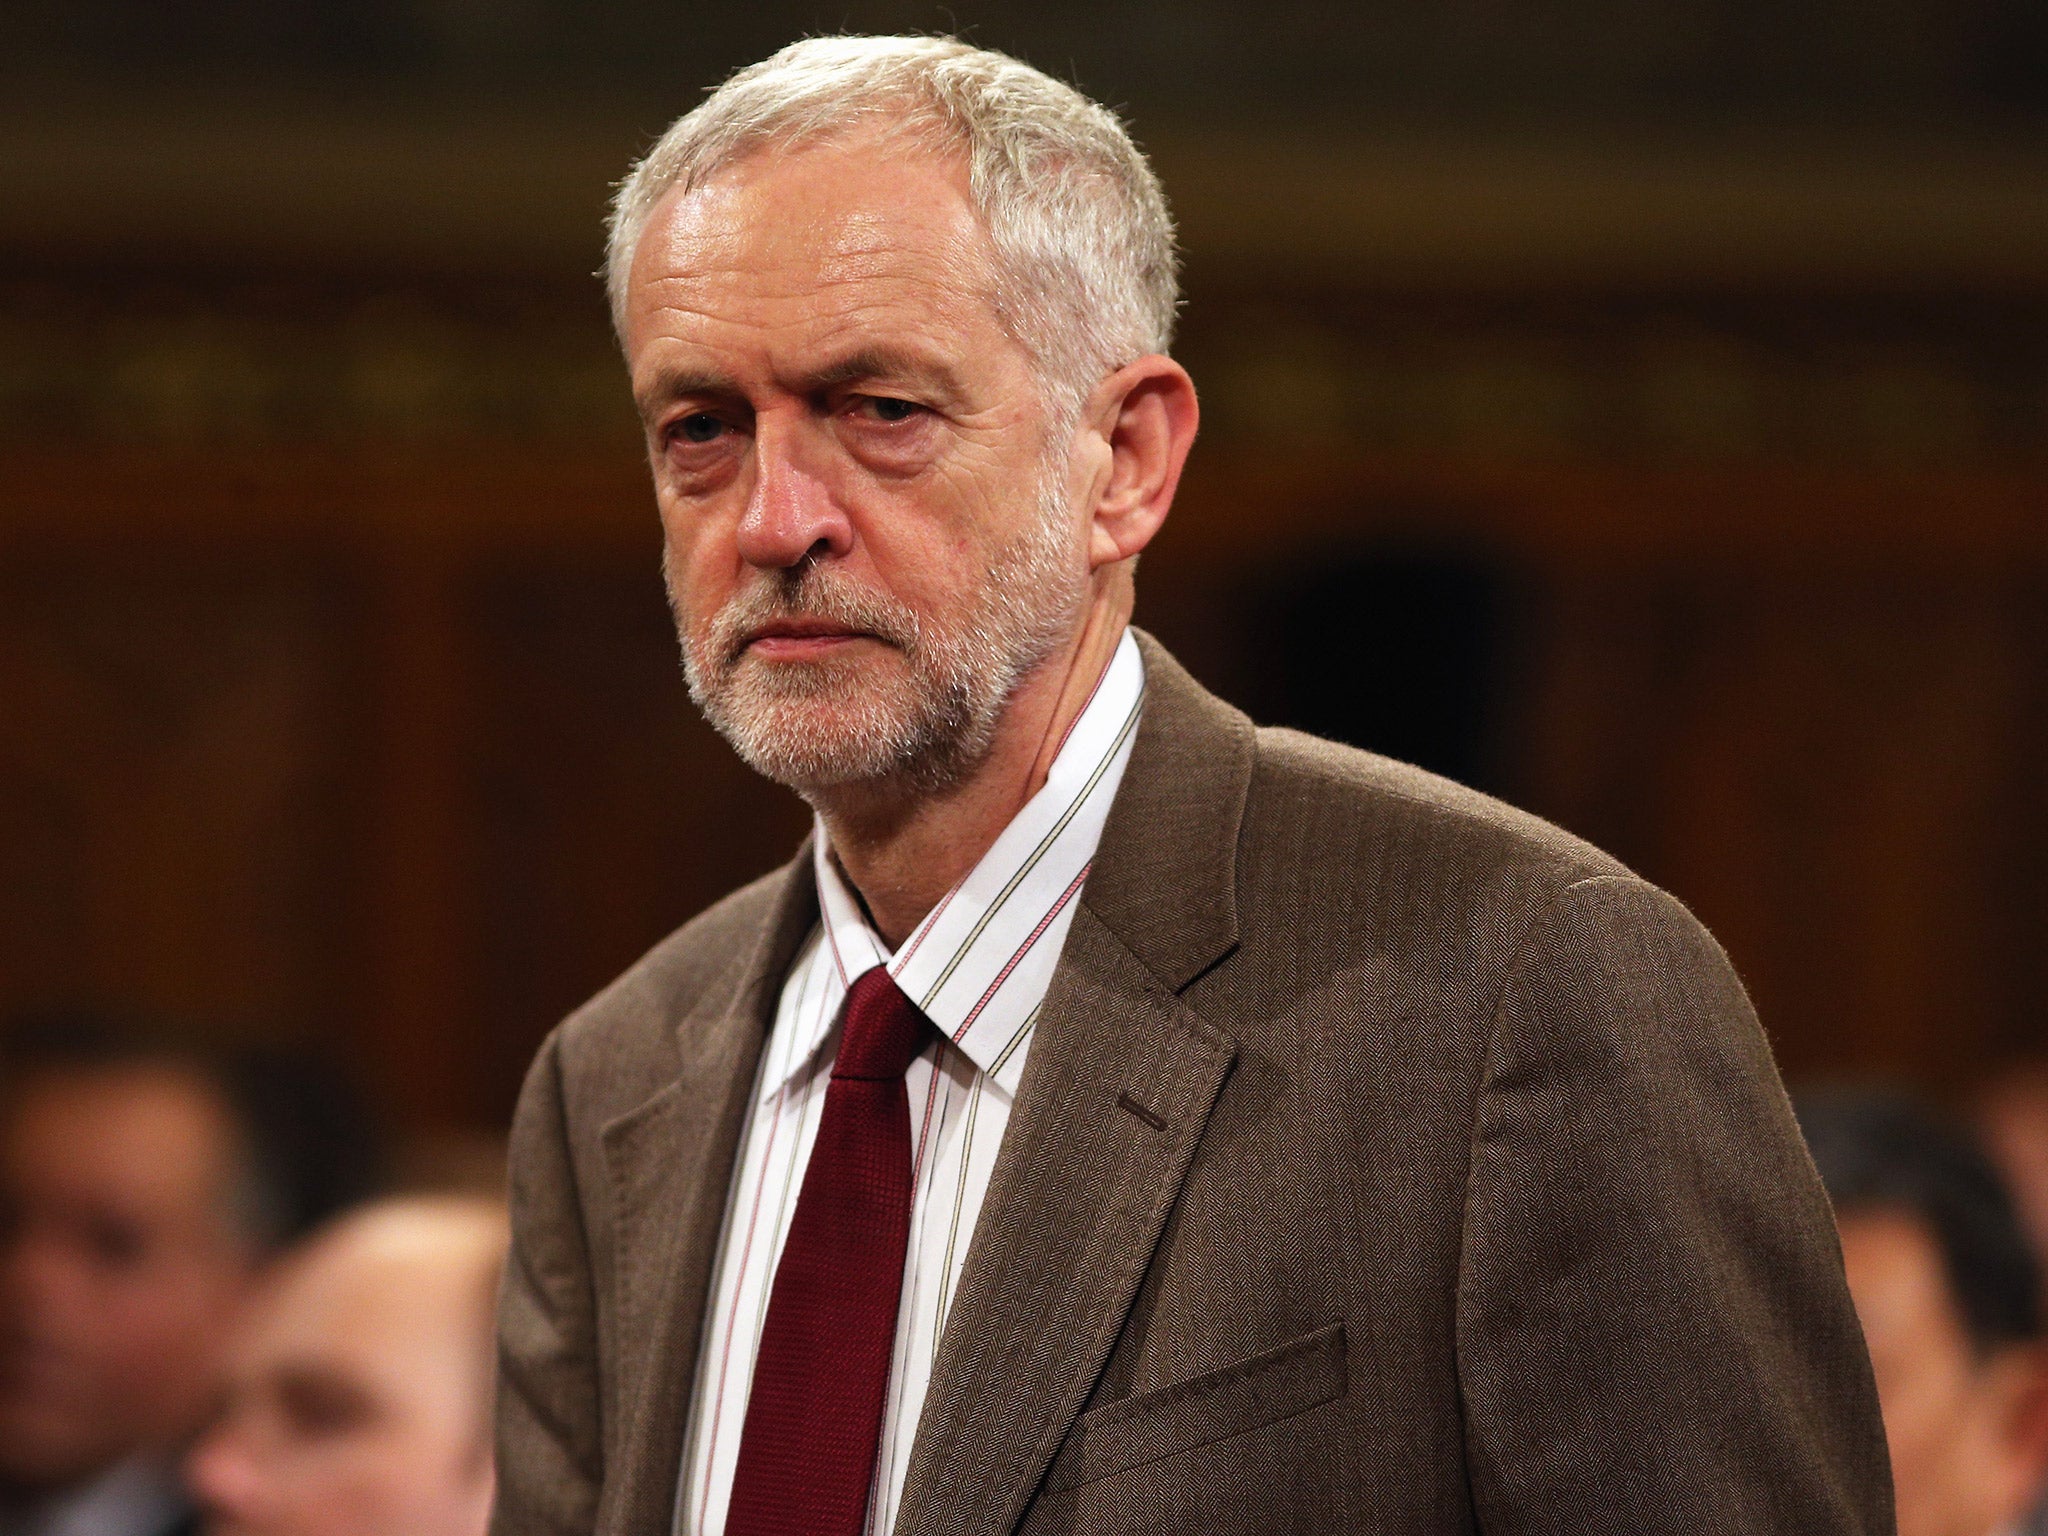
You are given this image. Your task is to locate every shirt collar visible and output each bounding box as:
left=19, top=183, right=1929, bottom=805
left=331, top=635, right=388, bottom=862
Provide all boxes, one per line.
left=772, top=628, right=1147, bottom=1102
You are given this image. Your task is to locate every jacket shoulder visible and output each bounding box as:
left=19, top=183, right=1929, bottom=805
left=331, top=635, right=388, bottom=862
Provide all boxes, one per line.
left=544, top=863, right=798, bottom=1107
left=1246, top=725, right=1629, bottom=896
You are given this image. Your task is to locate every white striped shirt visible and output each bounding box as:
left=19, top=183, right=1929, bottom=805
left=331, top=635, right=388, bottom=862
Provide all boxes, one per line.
left=675, top=629, right=1146, bottom=1536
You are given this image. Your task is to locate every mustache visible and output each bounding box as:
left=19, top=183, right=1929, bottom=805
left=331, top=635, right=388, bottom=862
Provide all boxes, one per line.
left=700, top=565, right=923, bottom=666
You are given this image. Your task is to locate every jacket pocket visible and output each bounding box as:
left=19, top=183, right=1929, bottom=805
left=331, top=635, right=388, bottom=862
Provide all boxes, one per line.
left=1042, top=1320, right=1348, bottom=1494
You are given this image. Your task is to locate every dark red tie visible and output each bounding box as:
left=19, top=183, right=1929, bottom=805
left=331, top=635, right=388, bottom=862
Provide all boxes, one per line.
left=725, top=965, right=931, bottom=1536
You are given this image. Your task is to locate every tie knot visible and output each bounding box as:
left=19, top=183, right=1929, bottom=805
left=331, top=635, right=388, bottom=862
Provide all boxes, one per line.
left=834, top=967, right=931, bottom=1081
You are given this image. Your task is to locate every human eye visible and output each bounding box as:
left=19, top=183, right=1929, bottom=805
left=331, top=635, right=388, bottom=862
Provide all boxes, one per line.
left=830, top=388, right=940, bottom=474
left=277, top=1369, right=378, bottom=1441
left=83, top=1213, right=149, bottom=1273
left=667, top=411, right=728, bottom=446
left=856, top=395, right=923, bottom=424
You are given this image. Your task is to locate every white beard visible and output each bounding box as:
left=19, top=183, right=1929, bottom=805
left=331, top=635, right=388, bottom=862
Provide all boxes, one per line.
left=670, top=460, right=1085, bottom=799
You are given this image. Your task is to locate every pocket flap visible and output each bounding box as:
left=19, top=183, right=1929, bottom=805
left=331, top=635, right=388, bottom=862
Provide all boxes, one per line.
left=1043, top=1320, right=1348, bottom=1494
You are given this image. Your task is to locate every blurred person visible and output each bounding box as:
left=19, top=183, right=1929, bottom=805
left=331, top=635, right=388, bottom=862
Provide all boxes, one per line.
left=1801, top=1090, right=2048, bottom=1536
left=495, top=33, right=1890, bottom=1536
left=0, top=1018, right=383, bottom=1536
left=187, top=1197, right=506, bottom=1536
left=1979, top=1058, right=2048, bottom=1534
left=0, top=1033, right=254, bottom=1536
left=1981, top=1059, right=2048, bottom=1297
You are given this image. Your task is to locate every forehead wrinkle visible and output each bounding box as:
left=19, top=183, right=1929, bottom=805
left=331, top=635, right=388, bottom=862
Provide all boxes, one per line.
left=683, top=129, right=986, bottom=256
left=626, top=144, right=1037, bottom=417
left=639, top=147, right=1000, bottom=312
left=642, top=247, right=996, bottom=329
left=636, top=282, right=994, bottom=410
left=636, top=247, right=991, bottom=330
left=807, top=209, right=995, bottom=292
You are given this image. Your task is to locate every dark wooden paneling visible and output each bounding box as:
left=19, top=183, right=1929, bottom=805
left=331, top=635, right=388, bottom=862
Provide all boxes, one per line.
left=0, top=547, right=365, bottom=1048
left=5, top=430, right=2045, bottom=1129
left=471, top=555, right=809, bottom=1125
left=1518, top=567, right=2048, bottom=1089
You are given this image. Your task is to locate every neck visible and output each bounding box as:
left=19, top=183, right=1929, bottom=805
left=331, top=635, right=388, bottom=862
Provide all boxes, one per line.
left=815, top=576, right=1132, bottom=949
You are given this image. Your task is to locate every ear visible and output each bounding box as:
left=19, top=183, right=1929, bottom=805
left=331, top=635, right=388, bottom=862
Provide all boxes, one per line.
left=2006, top=1345, right=2048, bottom=1465
left=1986, top=1344, right=2048, bottom=1522
left=1078, top=355, right=1199, bottom=572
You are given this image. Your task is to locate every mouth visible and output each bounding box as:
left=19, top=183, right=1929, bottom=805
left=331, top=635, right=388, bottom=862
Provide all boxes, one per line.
left=740, top=619, right=875, bottom=661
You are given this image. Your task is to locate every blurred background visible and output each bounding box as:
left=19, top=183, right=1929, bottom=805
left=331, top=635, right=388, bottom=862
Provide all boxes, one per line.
left=3, top=0, right=2046, bottom=1149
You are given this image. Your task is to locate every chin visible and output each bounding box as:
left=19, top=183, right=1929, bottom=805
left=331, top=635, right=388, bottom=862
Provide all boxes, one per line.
left=723, top=695, right=914, bottom=786
left=722, top=686, right=993, bottom=800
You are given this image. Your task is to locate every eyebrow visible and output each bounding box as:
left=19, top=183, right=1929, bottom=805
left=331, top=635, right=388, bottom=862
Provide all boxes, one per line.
left=801, top=348, right=963, bottom=401
left=270, top=1360, right=379, bottom=1424
left=633, top=347, right=966, bottom=422
left=634, top=365, right=739, bottom=423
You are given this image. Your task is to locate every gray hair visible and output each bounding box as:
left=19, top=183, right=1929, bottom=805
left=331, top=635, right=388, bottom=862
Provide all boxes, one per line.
left=605, top=35, right=1180, bottom=419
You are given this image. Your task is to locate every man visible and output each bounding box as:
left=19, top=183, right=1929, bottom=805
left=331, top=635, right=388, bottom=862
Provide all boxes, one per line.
left=1979, top=1061, right=2048, bottom=1533
left=0, top=1034, right=260, bottom=1536
left=1801, top=1092, right=2048, bottom=1536
left=186, top=1197, right=507, bottom=1536
left=0, top=1022, right=382, bottom=1536
left=1981, top=1061, right=2048, bottom=1305
left=495, top=35, right=1892, bottom=1536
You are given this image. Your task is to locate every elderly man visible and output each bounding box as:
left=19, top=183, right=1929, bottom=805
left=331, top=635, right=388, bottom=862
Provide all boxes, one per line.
left=494, top=35, right=1892, bottom=1536
left=1802, top=1092, right=2048, bottom=1536
left=186, top=1198, right=506, bottom=1536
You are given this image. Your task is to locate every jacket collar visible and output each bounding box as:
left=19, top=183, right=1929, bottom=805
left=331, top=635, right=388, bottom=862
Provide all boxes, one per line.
left=890, top=630, right=1256, bottom=1536
left=602, top=629, right=1258, bottom=1536
left=1080, top=628, right=1252, bottom=992
left=762, top=628, right=1149, bottom=1104
left=596, top=846, right=818, bottom=1536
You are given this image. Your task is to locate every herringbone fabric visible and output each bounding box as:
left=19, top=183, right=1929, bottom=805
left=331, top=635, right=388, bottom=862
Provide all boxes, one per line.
left=723, top=966, right=930, bottom=1536
left=492, top=632, right=1896, bottom=1536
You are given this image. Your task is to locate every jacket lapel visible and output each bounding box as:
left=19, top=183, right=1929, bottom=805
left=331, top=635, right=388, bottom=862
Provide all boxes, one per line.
left=894, top=634, right=1257, bottom=1536
left=598, top=851, right=820, bottom=1535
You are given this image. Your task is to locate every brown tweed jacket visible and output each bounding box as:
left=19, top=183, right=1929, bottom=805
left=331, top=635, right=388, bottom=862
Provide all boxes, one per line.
left=493, top=632, right=1894, bottom=1535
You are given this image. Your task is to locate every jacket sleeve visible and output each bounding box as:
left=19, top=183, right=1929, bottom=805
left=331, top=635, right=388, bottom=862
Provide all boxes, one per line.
left=1456, top=874, right=1895, bottom=1534
left=493, top=1028, right=605, bottom=1536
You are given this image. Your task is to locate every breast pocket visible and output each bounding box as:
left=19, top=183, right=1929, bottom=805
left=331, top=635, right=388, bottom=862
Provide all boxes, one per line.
left=1042, top=1321, right=1348, bottom=1495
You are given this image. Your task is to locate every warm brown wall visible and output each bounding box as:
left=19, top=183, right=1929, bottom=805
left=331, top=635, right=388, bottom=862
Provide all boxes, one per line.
left=5, top=425, right=2043, bottom=1128
left=4, top=79, right=2045, bottom=1130
left=1148, top=454, right=2048, bottom=1092
left=0, top=446, right=800, bottom=1128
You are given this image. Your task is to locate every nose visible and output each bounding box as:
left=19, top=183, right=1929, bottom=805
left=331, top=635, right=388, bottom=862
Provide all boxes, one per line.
left=734, top=410, right=854, bottom=571
left=186, top=1423, right=263, bottom=1525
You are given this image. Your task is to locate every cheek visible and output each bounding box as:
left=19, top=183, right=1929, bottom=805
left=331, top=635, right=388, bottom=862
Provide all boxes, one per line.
left=656, top=489, right=712, bottom=563
left=928, top=432, right=1034, bottom=520
left=95, top=1276, right=206, bottom=1381
left=865, top=453, right=1037, bottom=597
left=1874, top=1354, right=1987, bottom=1520
left=658, top=499, right=742, bottom=610
left=270, top=1437, right=447, bottom=1536
left=117, top=1256, right=240, bottom=1339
